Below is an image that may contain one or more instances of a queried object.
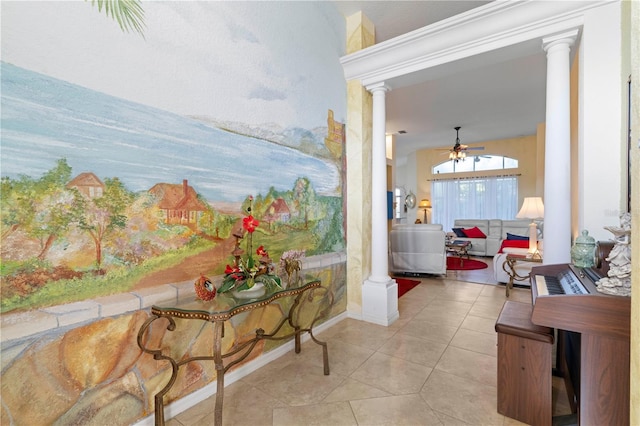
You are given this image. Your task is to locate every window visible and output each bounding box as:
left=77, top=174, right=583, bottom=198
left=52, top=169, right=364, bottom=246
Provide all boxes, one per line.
left=433, top=155, right=518, bottom=174
left=431, top=176, right=519, bottom=232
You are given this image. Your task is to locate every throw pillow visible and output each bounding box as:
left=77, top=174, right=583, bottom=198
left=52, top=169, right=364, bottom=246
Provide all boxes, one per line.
left=452, top=228, right=466, bottom=237
left=498, top=239, right=530, bottom=253
left=506, top=232, right=529, bottom=241
left=462, top=226, right=486, bottom=238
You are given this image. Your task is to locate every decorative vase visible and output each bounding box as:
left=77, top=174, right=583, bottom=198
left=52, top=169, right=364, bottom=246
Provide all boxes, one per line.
left=232, top=281, right=266, bottom=299
left=571, top=229, right=596, bottom=268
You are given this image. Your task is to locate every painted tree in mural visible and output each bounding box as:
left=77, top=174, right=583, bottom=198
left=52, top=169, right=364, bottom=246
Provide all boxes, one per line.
left=0, top=177, right=29, bottom=240
left=75, top=177, right=134, bottom=269
left=0, top=159, right=83, bottom=260
left=293, top=177, right=317, bottom=229
left=316, top=196, right=344, bottom=252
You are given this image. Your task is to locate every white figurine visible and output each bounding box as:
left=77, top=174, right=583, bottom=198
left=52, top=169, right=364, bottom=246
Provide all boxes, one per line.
left=596, top=213, right=632, bottom=296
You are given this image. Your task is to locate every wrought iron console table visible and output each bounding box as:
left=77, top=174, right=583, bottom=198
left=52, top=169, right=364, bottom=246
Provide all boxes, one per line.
left=137, top=278, right=332, bottom=426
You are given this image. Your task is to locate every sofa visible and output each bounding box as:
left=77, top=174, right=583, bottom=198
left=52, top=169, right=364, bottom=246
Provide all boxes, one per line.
left=451, top=219, right=537, bottom=257
left=389, top=224, right=446, bottom=275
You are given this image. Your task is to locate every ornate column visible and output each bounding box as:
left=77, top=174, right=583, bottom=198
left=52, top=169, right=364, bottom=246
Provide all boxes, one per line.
left=362, top=82, right=398, bottom=326
left=542, top=30, right=578, bottom=265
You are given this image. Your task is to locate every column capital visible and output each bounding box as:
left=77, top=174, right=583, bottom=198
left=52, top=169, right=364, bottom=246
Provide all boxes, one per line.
left=542, top=29, right=579, bottom=52
left=365, top=82, right=391, bottom=93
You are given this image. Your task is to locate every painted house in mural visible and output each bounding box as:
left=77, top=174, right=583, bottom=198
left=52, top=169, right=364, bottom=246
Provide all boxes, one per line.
left=148, top=179, right=207, bottom=228
left=264, top=197, right=291, bottom=225
left=66, top=172, right=104, bottom=198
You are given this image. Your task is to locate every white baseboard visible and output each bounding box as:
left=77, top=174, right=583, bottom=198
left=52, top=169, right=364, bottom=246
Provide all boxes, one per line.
left=133, top=312, right=348, bottom=425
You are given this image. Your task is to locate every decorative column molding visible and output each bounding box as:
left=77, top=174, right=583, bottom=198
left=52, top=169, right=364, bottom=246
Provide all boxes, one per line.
left=367, top=82, right=391, bottom=282
left=361, top=81, right=398, bottom=327
left=341, top=2, right=600, bottom=88
left=541, top=29, right=578, bottom=264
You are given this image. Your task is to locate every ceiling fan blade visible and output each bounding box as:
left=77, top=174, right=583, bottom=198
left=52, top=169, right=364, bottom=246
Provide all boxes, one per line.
left=466, top=147, right=485, bottom=151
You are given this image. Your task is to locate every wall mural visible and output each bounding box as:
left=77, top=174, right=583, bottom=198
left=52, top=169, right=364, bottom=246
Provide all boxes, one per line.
left=0, top=1, right=347, bottom=314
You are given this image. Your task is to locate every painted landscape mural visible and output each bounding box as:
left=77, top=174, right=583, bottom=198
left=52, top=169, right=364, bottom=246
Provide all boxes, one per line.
left=0, top=1, right=348, bottom=314
left=1, top=62, right=345, bottom=313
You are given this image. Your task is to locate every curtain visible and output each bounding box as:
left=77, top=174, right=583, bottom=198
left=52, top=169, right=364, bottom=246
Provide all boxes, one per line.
left=431, top=176, right=518, bottom=232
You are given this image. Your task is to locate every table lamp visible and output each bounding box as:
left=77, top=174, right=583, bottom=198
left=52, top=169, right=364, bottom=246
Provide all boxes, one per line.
left=418, top=199, right=432, bottom=224
left=516, top=197, right=544, bottom=256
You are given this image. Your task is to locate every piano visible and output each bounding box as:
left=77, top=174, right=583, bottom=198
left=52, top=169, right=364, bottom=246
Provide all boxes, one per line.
left=530, top=257, right=631, bottom=425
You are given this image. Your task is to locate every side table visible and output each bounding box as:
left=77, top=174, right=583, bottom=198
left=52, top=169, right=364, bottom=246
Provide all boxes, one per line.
left=137, top=278, right=333, bottom=426
left=503, top=254, right=542, bottom=297
left=446, top=240, right=471, bottom=267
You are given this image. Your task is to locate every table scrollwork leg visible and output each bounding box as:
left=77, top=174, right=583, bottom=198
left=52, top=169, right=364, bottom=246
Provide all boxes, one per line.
left=137, top=315, right=179, bottom=426
left=289, top=286, right=334, bottom=375
left=213, top=321, right=224, bottom=426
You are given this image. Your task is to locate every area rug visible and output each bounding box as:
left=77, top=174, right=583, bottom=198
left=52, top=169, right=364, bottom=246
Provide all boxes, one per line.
left=446, top=257, right=488, bottom=271
left=394, top=278, right=421, bottom=297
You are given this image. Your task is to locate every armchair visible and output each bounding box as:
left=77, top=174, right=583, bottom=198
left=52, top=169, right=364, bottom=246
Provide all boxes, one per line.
left=389, top=224, right=446, bottom=275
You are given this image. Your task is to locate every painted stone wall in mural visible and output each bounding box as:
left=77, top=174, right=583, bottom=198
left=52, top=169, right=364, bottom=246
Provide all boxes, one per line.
left=0, top=62, right=345, bottom=314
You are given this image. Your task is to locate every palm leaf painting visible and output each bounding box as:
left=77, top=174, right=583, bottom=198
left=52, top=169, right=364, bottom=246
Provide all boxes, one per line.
left=87, top=0, right=145, bottom=36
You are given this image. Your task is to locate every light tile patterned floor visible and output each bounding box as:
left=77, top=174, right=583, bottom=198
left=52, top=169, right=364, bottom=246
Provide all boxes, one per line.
left=166, top=258, right=571, bottom=426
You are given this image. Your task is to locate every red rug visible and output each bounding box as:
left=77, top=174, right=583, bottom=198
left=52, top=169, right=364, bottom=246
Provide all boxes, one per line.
left=395, top=278, right=420, bottom=297
left=446, top=257, right=488, bottom=271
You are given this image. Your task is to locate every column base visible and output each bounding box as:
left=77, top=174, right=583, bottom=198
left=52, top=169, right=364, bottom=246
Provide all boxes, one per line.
left=361, top=277, right=399, bottom=326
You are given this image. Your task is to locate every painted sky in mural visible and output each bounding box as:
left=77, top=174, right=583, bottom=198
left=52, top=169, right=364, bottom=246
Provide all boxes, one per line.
left=1, top=62, right=340, bottom=202
left=0, top=1, right=347, bottom=202
left=0, top=1, right=346, bottom=130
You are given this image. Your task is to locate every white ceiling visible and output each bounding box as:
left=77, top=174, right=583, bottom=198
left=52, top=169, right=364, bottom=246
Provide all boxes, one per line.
left=332, top=1, right=548, bottom=158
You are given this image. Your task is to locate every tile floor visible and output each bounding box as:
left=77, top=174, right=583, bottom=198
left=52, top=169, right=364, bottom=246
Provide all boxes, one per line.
left=167, top=258, right=571, bottom=425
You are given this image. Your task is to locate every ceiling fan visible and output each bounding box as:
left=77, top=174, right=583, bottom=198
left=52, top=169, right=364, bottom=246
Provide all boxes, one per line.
left=441, top=126, right=484, bottom=162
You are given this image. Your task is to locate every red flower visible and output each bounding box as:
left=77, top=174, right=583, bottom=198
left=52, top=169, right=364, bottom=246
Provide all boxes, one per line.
left=256, top=245, right=268, bottom=256
left=243, top=215, right=259, bottom=233
left=225, top=264, right=240, bottom=274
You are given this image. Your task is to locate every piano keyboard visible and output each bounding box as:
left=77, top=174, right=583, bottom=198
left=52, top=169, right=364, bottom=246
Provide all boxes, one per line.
left=534, top=270, right=588, bottom=296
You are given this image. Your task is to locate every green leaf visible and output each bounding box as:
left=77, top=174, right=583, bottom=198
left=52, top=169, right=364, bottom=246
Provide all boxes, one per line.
left=217, top=278, right=236, bottom=293
left=257, top=275, right=282, bottom=291
left=87, top=0, right=146, bottom=37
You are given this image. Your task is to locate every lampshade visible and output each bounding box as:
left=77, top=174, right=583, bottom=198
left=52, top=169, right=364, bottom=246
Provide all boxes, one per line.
left=516, top=197, right=544, bottom=256
left=418, top=199, right=431, bottom=224
left=516, top=197, right=544, bottom=219
left=418, top=199, right=432, bottom=209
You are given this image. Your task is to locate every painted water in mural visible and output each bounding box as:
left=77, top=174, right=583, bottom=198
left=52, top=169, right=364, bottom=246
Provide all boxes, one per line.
left=0, top=63, right=345, bottom=313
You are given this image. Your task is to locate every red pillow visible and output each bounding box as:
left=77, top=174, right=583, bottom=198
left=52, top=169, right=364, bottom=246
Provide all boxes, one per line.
left=498, top=239, right=530, bottom=253
left=462, top=226, right=486, bottom=238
